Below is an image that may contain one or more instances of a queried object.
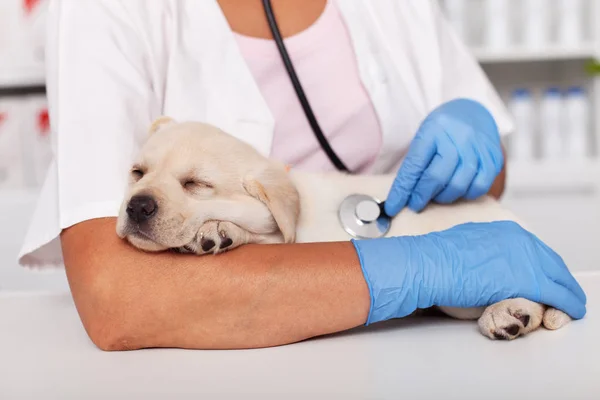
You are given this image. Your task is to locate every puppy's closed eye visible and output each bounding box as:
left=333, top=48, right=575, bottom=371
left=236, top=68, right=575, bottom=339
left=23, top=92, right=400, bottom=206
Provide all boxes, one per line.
left=182, top=178, right=214, bottom=191
left=131, top=167, right=145, bottom=181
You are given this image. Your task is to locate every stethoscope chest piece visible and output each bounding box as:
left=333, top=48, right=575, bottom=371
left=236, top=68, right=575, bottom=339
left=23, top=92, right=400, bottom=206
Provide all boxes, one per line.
left=338, top=194, right=392, bottom=239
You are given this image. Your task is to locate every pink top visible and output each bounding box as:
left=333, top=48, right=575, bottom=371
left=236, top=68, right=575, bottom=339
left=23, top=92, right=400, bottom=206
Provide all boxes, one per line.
left=233, top=0, right=382, bottom=173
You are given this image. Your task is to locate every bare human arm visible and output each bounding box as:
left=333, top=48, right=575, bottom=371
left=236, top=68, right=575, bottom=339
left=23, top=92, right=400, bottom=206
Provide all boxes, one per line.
left=61, top=218, right=371, bottom=351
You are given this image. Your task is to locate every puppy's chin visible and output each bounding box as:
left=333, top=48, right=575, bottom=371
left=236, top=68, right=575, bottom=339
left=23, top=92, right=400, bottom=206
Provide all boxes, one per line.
left=116, top=217, right=170, bottom=252
left=119, top=220, right=199, bottom=252
left=116, top=209, right=200, bottom=252
left=125, top=232, right=170, bottom=252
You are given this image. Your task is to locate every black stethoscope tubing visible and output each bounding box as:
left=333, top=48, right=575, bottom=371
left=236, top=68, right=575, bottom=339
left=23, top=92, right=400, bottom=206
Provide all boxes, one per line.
left=261, top=0, right=352, bottom=173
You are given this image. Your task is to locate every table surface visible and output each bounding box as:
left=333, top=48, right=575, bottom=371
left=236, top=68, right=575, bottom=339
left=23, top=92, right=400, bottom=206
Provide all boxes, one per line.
left=1, top=272, right=599, bottom=400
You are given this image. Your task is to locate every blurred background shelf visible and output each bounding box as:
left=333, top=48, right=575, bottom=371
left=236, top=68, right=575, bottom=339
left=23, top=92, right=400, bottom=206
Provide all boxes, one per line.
left=0, top=66, right=45, bottom=89
left=439, top=0, right=600, bottom=273
left=473, top=43, right=597, bottom=63
left=506, top=160, right=600, bottom=194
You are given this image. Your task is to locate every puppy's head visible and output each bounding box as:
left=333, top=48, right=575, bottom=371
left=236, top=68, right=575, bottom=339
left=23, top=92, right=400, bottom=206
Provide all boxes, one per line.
left=116, top=117, right=300, bottom=252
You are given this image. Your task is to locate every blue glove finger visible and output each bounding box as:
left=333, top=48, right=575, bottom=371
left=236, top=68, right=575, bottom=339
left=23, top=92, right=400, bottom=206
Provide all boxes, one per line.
left=540, top=281, right=587, bottom=319
left=407, top=135, right=459, bottom=211
left=407, top=140, right=459, bottom=212
left=385, top=132, right=437, bottom=216
left=481, top=135, right=505, bottom=175
left=434, top=148, right=479, bottom=204
left=535, top=237, right=588, bottom=304
left=464, top=153, right=496, bottom=200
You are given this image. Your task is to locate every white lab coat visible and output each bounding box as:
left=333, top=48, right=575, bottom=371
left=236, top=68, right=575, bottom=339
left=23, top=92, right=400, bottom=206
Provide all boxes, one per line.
left=18, top=0, right=513, bottom=268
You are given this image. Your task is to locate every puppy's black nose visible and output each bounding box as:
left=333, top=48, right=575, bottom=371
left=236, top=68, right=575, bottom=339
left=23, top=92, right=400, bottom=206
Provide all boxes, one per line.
left=126, top=195, right=158, bottom=223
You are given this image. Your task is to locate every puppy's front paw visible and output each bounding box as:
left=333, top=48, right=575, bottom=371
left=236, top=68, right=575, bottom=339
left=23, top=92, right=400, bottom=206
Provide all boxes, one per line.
left=478, top=298, right=545, bottom=340
left=192, top=221, right=251, bottom=255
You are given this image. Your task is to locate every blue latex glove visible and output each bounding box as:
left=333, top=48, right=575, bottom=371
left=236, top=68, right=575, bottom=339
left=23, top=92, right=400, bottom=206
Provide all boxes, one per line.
left=385, top=98, right=504, bottom=216
left=352, top=221, right=587, bottom=325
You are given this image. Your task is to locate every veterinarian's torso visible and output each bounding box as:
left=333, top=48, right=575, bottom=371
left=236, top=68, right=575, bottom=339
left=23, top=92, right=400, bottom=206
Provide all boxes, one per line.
left=106, top=0, right=513, bottom=175
left=231, top=0, right=384, bottom=173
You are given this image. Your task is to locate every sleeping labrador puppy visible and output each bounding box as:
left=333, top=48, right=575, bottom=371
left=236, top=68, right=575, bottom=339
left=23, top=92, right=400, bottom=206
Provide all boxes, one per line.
left=116, top=117, right=572, bottom=340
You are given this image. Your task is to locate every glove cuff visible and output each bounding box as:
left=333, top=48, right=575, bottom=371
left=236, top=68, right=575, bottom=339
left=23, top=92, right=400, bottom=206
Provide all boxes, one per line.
left=351, top=237, right=419, bottom=325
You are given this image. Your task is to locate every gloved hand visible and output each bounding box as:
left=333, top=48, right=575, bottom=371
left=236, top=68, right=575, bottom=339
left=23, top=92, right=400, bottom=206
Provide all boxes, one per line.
left=352, top=221, right=587, bottom=325
left=385, top=98, right=504, bottom=216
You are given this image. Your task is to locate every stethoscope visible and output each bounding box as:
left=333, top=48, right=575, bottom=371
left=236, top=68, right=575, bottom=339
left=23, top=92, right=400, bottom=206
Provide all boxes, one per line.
left=262, top=0, right=392, bottom=239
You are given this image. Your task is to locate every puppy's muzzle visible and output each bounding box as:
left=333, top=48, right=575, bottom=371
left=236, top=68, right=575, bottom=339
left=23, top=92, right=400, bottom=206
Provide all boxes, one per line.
left=126, top=195, right=158, bottom=223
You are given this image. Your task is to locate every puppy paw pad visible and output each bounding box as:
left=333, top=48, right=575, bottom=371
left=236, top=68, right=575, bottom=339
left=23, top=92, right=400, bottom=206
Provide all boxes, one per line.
left=219, top=237, right=233, bottom=249
left=504, top=324, right=521, bottom=336
left=490, top=322, right=523, bottom=340
left=479, top=301, right=541, bottom=341
left=513, top=312, right=530, bottom=328
left=201, top=238, right=216, bottom=252
left=490, top=312, right=528, bottom=340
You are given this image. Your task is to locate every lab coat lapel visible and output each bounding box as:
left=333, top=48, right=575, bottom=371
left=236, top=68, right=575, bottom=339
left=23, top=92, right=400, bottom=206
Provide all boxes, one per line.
left=164, top=0, right=275, bottom=158
left=335, top=0, right=433, bottom=174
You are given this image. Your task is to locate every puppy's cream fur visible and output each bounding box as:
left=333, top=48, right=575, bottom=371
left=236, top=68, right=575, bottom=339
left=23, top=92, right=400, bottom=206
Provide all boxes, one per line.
left=117, top=118, right=572, bottom=340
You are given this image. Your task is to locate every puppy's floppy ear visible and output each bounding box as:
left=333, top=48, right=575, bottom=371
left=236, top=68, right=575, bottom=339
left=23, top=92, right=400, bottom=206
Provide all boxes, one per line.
left=243, top=165, right=300, bottom=243
left=149, top=116, right=176, bottom=135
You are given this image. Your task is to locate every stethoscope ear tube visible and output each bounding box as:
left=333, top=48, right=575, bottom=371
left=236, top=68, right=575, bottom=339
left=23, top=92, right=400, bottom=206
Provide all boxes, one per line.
left=261, top=0, right=352, bottom=173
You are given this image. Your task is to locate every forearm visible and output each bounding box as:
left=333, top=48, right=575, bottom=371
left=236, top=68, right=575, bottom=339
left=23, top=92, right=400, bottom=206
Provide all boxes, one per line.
left=61, top=218, right=370, bottom=351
